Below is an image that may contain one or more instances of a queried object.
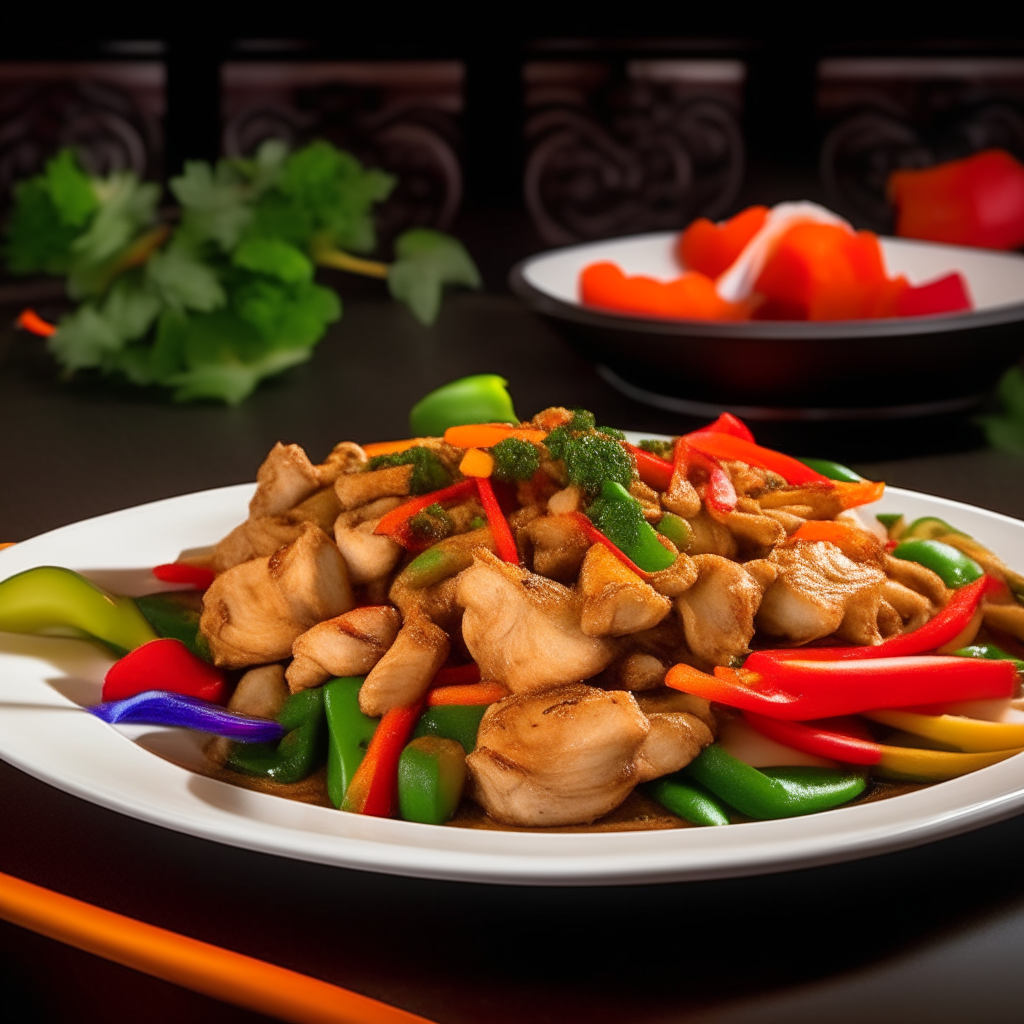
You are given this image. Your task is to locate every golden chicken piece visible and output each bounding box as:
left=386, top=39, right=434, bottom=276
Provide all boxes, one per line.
left=333, top=497, right=405, bottom=586
left=525, top=513, right=591, bottom=583
left=249, top=441, right=365, bottom=519
left=756, top=540, right=894, bottom=646
left=334, top=465, right=413, bottom=511
left=358, top=615, right=450, bottom=717
left=286, top=605, right=403, bottom=693
left=675, top=554, right=764, bottom=666
left=200, top=523, right=354, bottom=669
left=467, top=683, right=712, bottom=826
left=456, top=549, right=616, bottom=693
left=577, top=544, right=672, bottom=637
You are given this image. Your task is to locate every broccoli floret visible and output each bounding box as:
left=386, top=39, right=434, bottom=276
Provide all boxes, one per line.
left=587, top=486, right=647, bottom=552
left=567, top=408, right=596, bottom=432
left=491, top=436, right=541, bottom=483
left=544, top=427, right=633, bottom=496
left=597, top=425, right=625, bottom=440
left=367, top=446, right=452, bottom=495
left=638, top=438, right=675, bottom=459
left=407, top=502, right=453, bottom=543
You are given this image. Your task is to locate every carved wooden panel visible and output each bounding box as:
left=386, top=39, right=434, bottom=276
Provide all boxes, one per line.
left=524, top=59, right=745, bottom=245
left=221, top=62, right=464, bottom=240
left=819, top=58, right=1024, bottom=231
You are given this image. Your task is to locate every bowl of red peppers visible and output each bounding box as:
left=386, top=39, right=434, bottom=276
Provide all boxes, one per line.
left=510, top=152, right=1024, bottom=419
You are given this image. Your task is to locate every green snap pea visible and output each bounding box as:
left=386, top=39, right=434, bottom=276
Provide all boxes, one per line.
left=798, top=458, right=863, bottom=483
left=891, top=538, right=984, bottom=588
left=323, top=676, right=378, bottom=808
left=643, top=775, right=731, bottom=826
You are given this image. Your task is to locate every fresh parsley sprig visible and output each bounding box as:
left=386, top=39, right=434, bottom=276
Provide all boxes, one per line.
left=4, top=140, right=481, bottom=404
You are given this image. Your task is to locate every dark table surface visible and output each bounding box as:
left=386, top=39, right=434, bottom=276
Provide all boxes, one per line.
left=3, top=270, right=1024, bottom=1023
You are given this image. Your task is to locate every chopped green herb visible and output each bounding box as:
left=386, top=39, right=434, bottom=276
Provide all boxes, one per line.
left=407, top=503, right=454, bottom=544
left=491, top=436, right=541, bottom=483
left=368, top=446, right=453, bottom=495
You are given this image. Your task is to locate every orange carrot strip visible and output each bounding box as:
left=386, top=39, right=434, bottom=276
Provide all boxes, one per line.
left=790, top=520, right=863, bottom=545
left=444, top=424, right=547, bottom=448
left=0, top=869, right=435, bottom=1024
left=16, top=308, right=56, bottom=337
left=362, top=438, right=433, bottom=457
left=0, top=543, right=15, bottom=551
left=427, top=682, right=510, bottom=706
left=833, top=479, right=885, bottom=509
left=344, top=701, right=425, bottom=817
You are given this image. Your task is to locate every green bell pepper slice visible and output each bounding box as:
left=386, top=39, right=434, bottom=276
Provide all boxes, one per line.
left=656, top=513, right=691, bottom=552
left=409, top=374, right=518, bottom=436
left=323, top=676, right=379, bottom=808
left=397, top=736, right=467, bottom=824
left=684, top=744, right=867, bottom=819
left=901, top=516, right=969, bottom=541
left=587, top=479, right=677, bottom=572
left=0, top=566, right=157, bottom=655
left=643, top=775, right=731, bottom=826
left=413, top=704, right=488, bottom=753
left=891, top=538, right=984, bottom=588
left=227, top=687, right=328, bottom=784
left=135, top=590, right=211, bottom=661
left=797, top=458, right=863, bottom=483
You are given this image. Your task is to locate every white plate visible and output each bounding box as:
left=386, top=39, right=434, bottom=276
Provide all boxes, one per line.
left=3, top=478, right=1024, bottom=886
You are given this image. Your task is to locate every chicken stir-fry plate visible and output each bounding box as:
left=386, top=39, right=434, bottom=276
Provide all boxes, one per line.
left=7, top=378, right=1024, bottom=832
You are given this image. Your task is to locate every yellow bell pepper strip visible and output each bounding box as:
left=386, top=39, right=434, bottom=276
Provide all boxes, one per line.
left=459, top=447, right=494, bottom=478
left=673, top=438, right=737, bottom=514
left=667, top=654, right=1016, bottom=721
left=134, top=591, right=211, bottom=661
left=751, top=574, right=997, bottom=663
left=585, top=479, right=677, bottom=572
left=323, top=677, right=379, bottom=809
left=151, top=563, right=215, bottom=590
left=343, top=699, right=425, bottom=816
left=414, top=704, right=489, bottom=753
left=567, top=511, right=651, bottom=578
left=227, top=688, right=328, bottom=784
left=397, top=736, right=468, bottom=824
left=891, top=538, right=984, bottom=589
left=475, top=476, right=520, bottom=564
left=373, top=480, right=477, bottom=549
left=642, top=775, right=732, bottom=826
left=102, top=638, right=226, bottom=704
left=745, top=711, right=1023, bottom=781
left=863, top=707, right=1024, bottom=754
left=796, top=458, right=863, bottom=483
left=0, top=566, right=158, bottom=655
left=683, top=744, right=867, bottom=819
left=682, top=432, right=831, bottom=485
left=444, top=424, right=548, bottom=448
left=621, top=442, right=673, bottom=491
left=89, top=691, right=286, bottom=743
left=409, top=374, right=518, bottom=437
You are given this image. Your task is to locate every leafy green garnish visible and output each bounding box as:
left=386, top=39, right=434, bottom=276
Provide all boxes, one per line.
left=4, top=141, right=479, bottom=404
left=491, top=437, right=541, bottom=483
left=367, top=446, right=453, bottom=495
left=978, top=366, right=1024, bottom=457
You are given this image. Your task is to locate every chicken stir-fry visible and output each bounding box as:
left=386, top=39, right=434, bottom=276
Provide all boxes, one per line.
left=192, top=402, right=982, bottom=831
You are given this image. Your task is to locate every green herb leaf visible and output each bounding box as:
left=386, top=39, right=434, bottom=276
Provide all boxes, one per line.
left=387, top=229, right=481, bottom=325
left=232, top=278, right=341, bottom=347
left=46, top=149, right=98, bottom=228
left=147, top=243, right=226, bottom=313
left=171, top=161, right=252, bottom=250
left=232, top=238, right=313, bottom=285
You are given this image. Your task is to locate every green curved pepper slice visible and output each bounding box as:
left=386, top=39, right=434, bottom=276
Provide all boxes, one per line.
left=409, top=374, right=518, bottom=436
left=891, top=538, right=984, bottom=588
left=901, top=516, right=969, bottom=541
left=135, top=591, right=211, bottom=661
left=797, top=458, right=863, bottom=483
left=683, top=744, right=867, bottom=819
left=587, top=479, right=677, bottom=572
left=0, top=566, right=157, bottom=655
left=227, top=687, right=328, bottom=784
left=323, top=676, right=379, bottom=808
left=413, top=703, right=488, bottom=753
left=643, top=775, right=731, bottom=826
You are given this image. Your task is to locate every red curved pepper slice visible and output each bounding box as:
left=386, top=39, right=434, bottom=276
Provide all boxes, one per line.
left=673, top=439, right=737, bottom=514
left=744, top=712, right=882, bottom=764
left=682, top=432, right=830, bottom=485
left=749, top=575, right=998, bottom=665
left=103, top=638, right=226, bottom=704
left=686, top=411, right=755, bottom=443
left=621, top=442, right=673, bottom=491
left=152, top=563, right=216, bottom=590
left=373, top=480, right=476, bottom=544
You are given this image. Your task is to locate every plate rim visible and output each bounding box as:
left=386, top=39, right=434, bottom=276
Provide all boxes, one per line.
left=3, top=478, right=1024, bottom=886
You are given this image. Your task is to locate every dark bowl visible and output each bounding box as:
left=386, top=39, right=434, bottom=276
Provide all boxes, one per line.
left=510, top=233, right=1024, bottom=422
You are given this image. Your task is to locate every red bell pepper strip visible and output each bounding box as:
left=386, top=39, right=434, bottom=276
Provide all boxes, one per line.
left=749, top=575, right=997, bottom=665
left=673, top=439, right=737, bottom=514
left=666, top=655, right=1016, bottom=721
left=676, top=206, right=769, bottom=279
left=745, top=710, right=1023, bottom=780
left=567, top=511, right=651, bottom=578
left=16, top=308, right=57, bottom=337
left=152, top=563, right=216, bottom=590
left=895, top=273, right=972, bottom=317
left=431, top=664, right=481, bottom=688
left=343, top=699, right=425, bottom=817
left=744, top=712, right=881, bottom=764
left=102, top=638, right=226, bottom=704
left=621, top=442, right=673, bottom=491
left=427, top=681, right=509, bottom=706
left=475, top=476, right=520, bottom=564
left=373, top=480, right=476, bottom=540
left=682, top=432, right=830, bottom=485
left=685, top=412, right=755, bottom=443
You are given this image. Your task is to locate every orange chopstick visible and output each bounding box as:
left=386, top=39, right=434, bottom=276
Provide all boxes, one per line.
left=0, top=869, right=436, bottom=1024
